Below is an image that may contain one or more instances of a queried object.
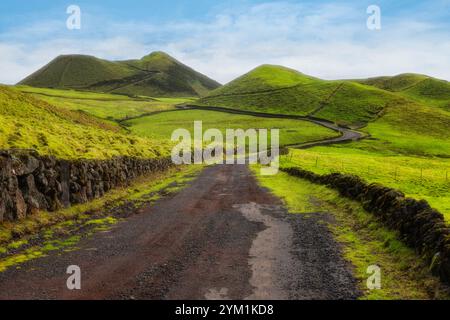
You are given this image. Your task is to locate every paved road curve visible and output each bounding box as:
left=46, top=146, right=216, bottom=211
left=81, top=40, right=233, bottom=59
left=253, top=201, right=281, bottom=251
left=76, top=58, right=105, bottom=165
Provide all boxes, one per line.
left=180, top=105, right=365, bottom=148
left=0, top=164, right=360, bottom=300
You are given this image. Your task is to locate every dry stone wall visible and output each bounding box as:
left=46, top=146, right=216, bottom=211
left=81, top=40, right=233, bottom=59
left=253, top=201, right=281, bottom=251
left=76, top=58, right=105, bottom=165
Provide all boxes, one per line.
left=282, top=166, right=450, bottom=284
left=0, top=150, right=172, bottom=222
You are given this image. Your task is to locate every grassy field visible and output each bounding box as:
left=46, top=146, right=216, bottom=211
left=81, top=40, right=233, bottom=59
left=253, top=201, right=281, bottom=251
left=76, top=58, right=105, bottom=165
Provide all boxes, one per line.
left=281, top=146, right=450, bottom=220
left=0, top=86, right=169, bottom=159
left=123, top=109, right=339, bottom=146
left=358, top=100, right=450, bottom=157
left=198, top=65, right=400, bottom=127
left=253, top=167, right=446, bottom=299
left=17, top=85, right=193, bottom=121
left=19, top=52, right=220, bottom=98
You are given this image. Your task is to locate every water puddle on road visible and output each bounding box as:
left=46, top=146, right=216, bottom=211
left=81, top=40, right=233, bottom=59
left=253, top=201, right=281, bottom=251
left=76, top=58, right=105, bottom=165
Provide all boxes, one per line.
left=233, top=202, right=296, bottom=300
left=205, top=288, right=230, bottom=300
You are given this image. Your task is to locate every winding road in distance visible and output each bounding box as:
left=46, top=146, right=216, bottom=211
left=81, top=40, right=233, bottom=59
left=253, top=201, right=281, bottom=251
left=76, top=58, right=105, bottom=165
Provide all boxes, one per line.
left=179, top=104, right=366, bottom=148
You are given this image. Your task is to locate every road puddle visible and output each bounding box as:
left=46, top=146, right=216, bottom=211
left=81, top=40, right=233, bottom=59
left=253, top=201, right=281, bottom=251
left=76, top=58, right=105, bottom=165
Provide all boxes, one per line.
left=233, top=202, right=296, bottom=300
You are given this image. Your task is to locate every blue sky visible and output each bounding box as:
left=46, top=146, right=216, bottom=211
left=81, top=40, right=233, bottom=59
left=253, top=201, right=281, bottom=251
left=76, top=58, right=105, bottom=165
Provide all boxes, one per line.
left=0, top=0, right=449, bottom=84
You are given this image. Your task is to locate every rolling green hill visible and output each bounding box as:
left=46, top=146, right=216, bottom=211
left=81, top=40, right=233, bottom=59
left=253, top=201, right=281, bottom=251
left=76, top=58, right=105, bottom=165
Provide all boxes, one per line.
left=197, top=65, right=400, bottom=127
left=198, top=65, right=450, bottom=156
left=356, top=74, right=450, bottom=111
left=19, top=52, right=221, bottom=98
left=0, top=86, right=168, bottom=159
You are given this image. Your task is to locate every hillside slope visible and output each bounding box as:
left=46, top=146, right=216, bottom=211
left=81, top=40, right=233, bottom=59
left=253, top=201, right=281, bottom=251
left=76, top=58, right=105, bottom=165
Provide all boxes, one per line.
left=356, top=74, right=450, bottom=111
left=0, top=86, right=168, bottom=159
left=198, top=65, right=399, bottom=127
left=19, top=52, right=221, bottom=98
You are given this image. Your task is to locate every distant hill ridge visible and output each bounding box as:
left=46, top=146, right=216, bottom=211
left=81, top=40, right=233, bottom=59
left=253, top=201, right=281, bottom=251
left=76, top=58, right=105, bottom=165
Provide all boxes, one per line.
left=19, top=52, right=221, bottom=98
left=197, top=64, right=402, bottom=127
left=198, top=65, right=450, bottom=127
left=354, top=73, right=450, bottom=111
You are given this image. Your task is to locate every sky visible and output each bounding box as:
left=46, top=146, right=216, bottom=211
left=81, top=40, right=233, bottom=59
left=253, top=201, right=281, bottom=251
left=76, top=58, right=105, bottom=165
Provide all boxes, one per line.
left=0, top=0, right=449, bottom=84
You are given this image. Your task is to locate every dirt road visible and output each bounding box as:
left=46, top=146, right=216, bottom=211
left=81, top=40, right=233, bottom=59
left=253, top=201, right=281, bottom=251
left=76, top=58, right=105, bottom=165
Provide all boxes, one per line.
left=0, top=164, right=360, bottom=300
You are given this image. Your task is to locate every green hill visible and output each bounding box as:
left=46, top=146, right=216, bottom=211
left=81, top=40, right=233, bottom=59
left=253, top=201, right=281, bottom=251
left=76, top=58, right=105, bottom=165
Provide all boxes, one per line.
left=356, top=74, right=450, bottom=111
left=19, top=52, right=221, bottom=98
left=0, top=86, right=168, bottom=159
left=208, top=65, right=319, bottom=95
left=198, top=65, right=399, bottom=127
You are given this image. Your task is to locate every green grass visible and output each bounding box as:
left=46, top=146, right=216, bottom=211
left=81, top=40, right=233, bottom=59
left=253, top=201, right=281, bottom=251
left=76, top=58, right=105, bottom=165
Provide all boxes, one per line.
left=209, top=64, right=318, bottom=95
left=357, top=73, right=450, bottom=111
left=281, top=147, right=450, bottom=220
left=199, top=81, right=338, bottom=116
left=16, top=85, right=194, bottom=121
left=19, top=51, right=221, bottom=98
left=356, top=74, right=430, bottom=92
left=402, top=78, right=450, bottom=111
left=123, top=109, right=339, bottom=146
left=198, top=65, right=400, bottom=127
left=313, top=82, right=398, bottom=127
left=0, top=86, right=169, bottom=159
left=252, top=167, right=446, bottom=299
left=361, top=100, right=450, bottom=157
left=16, top=85, right=148, bottom=100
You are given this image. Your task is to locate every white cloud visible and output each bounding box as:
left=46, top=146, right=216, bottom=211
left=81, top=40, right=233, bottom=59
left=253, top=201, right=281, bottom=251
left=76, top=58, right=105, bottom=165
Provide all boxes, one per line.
left=0, top=1, right=449, bottom=84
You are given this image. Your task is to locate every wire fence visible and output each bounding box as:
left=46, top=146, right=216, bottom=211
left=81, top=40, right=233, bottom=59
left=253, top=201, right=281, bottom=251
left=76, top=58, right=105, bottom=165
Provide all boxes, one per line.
left=281, top=153, right=450, bottom=185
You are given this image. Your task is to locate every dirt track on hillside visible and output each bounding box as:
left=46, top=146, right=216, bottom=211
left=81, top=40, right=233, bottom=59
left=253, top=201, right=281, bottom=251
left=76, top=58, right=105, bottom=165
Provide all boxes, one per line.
left=0, top=164, right=360, bottom=300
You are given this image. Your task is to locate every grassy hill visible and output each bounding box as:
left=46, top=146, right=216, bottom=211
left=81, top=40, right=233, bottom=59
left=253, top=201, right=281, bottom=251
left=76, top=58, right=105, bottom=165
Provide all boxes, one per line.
left=0, top=86, right=168, bottom=159
left=197, top=65, right=399, bottom=127
left=19, top=52, right=221, bottom=98
left=198, top=65, right=450, bottom=157
left=356, top=74, right=450, bottom=111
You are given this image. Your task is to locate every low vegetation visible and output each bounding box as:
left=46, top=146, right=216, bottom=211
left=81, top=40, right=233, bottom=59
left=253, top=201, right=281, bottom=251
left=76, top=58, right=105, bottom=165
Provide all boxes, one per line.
left=198, top=64, right=400, bottom=127
left=123, top=109, right=339, bottom=146
left=0, top=86, right=169, bottom=159
left=19, top=51, right=221, bottom=97
left=356, top=73, right=450, bottom=111
left=281, top=147, right=450, bottom=220
left=17, top=85, right=192, bottom=121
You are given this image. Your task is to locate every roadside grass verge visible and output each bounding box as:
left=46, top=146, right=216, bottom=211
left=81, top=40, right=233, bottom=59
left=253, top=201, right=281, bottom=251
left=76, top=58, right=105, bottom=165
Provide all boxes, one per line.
left=0, top=165, right=203, bottom=253
left=281, top=147, right=450, bottom=220
left=252, top=167, right=449, bottom=299
left=124, top=109, right=339, bottom=146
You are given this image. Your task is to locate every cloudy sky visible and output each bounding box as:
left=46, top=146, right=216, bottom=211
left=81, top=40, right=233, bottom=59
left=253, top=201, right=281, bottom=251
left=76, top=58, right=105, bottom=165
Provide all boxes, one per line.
left=0, top=0, right=449, bottom=84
